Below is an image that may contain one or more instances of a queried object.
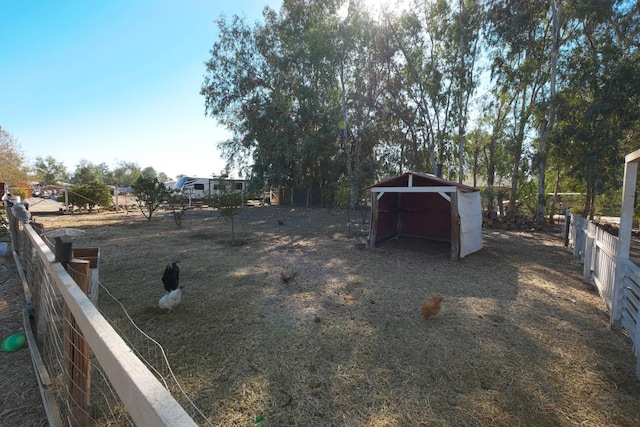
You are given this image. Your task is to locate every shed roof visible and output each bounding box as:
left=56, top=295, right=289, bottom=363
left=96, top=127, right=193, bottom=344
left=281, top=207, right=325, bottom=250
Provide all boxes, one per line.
left=367, top=172, right=478, bottom=192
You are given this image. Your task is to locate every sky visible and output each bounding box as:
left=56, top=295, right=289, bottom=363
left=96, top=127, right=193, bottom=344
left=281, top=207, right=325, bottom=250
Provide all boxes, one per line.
left=0, top=0, right=282, bottom=181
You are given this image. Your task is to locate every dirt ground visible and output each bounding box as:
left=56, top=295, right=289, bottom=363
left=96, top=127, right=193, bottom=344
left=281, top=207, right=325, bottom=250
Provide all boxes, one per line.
left=4, top=203, right=640, bottom=426
left=0, top=237, right=47, bottom=425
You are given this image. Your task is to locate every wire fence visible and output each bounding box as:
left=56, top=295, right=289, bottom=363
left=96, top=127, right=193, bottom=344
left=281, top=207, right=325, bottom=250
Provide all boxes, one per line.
left=6, top=204, right=208, bottom=426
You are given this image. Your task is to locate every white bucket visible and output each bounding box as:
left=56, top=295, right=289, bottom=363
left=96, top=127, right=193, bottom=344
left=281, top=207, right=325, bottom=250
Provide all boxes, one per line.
left=12, top=196, right=21, bottom=204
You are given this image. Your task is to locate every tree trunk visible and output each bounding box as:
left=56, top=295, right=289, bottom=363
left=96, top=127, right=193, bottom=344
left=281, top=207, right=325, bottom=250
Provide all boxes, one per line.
left=349, top=184, right=357, bottom=210
left=457, top=0, right=466, bottom=184
left=536, top=0, right=560, bottom=226
left=548, top=168, right=561, bottom=224
left=536, top=119, right=547, bottom=225
left=581, top=186, right=593, bottom=218
left=508, top=88, right=529, bottom=216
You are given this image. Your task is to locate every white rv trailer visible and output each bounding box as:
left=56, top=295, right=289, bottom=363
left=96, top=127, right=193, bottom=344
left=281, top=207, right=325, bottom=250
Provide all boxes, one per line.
left=172, top=176, right=246, bottom=200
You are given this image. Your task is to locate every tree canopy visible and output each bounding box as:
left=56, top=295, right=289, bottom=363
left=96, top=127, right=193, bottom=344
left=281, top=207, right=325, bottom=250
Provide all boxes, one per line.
left=67, top=181, right=113, bottom=212
left=0, top=126, right=28, bottom=186
left=202, top=0, right=640, bottom=219
left=131, top=175, right=168, bottom=220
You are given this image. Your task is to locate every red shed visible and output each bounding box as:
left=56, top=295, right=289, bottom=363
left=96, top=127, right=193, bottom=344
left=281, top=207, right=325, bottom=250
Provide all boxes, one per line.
left=367, top=172, right=483, bottom=260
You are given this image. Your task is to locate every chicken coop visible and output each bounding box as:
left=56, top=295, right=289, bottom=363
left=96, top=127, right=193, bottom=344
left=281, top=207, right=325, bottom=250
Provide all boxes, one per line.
left=367, top=172, right=483, bottom=260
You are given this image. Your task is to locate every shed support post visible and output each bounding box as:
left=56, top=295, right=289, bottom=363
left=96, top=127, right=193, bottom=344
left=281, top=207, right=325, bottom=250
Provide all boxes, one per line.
left=450, top=190, right=460, bottom=261
left=396, top=192, right=402, bottom=237
left=369, top=192, right=378, bottom=248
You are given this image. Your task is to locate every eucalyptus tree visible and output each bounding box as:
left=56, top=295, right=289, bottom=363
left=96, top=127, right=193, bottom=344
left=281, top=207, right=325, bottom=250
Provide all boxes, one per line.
left=273, top=0, right=346, bottom=202
left=141, top=166, right=158, bottom=179
left=203, top=0, right=346, bottom=203
left=534, top=0, right=561, bottom=225
left=382, top=0, right=482, bottom=182
left=386, top=3, right=450, bottom=175
left=484, top=0, right=552, bottom=216
left=34, top=155, right=70, bottom=185
left=451, top=0, right=483, bottom=183
left=551, top=0, right=640, bottom=218
left=111, top=161, right=142, bottom=188
left=337, top=0, right=396, bottom=207
left=71, top=160, right=112, bottom=184
left=476, top=91, right=514, bottom=211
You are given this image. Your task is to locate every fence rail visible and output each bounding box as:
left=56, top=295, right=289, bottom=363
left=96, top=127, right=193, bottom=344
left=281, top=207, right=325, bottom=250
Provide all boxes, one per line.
left=567, top=212, right=640, bottom=378
left=6, top=205, right=198, bottom=426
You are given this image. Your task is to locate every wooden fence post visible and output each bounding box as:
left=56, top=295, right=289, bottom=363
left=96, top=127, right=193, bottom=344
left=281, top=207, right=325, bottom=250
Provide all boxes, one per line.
left=612, top=156, right=638, bottom=330
left=572, top=215, right=582, bottom=262
left=583, top=223, right=594, bottom=284
left=64, top=259, right=91, bottom=427
left=563, top=208, right=571, bottom=247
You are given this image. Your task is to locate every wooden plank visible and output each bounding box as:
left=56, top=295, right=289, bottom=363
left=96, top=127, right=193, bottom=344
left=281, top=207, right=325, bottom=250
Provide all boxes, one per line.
left=22, top=309, right=53, bottom=387
left=450, top=191, right=460, bottom=261
left=10, top=244, right=33, bottom=310
left=370, top=186, right=458, bottom=194
left=625, top=147, right=640, bottom=164
left=369, top=192, right=378, bottom=248
left=65, top=259, right=91, bottom=427
left=583, top=231, right=594, bottom=284
left=438, top=192, right=451, bottom=202
left=25, top=223, right=56, bottom=263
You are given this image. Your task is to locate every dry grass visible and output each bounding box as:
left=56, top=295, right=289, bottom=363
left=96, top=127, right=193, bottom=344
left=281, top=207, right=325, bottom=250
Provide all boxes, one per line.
left=15, top=205, right=640, bottom=426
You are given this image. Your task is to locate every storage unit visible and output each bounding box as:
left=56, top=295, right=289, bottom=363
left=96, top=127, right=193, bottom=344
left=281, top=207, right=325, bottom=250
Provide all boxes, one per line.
left=368, top=172, right=483, bottom=260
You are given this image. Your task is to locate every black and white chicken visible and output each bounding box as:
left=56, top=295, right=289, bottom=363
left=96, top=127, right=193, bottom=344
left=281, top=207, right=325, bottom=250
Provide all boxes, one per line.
left=159, top=261, right=182, bottom=311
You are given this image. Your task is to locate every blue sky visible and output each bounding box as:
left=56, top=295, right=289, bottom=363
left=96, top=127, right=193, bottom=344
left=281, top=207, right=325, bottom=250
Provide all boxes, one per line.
left=0, top=0, right=281, bottom=181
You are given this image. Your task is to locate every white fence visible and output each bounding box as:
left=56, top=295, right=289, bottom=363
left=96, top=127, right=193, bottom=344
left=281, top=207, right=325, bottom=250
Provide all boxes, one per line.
left=567, top=213, right=640, bottom=377
left=6, top=205, right=199, bottom=426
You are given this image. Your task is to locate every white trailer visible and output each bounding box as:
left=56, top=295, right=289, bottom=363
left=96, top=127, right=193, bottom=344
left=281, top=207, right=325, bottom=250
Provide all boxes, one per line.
left=172, top=176, right=246, bottom=201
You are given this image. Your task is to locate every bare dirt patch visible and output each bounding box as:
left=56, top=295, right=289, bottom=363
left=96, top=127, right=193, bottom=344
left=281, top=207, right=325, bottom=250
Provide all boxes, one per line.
left=5, top=205, right=640, bottom=426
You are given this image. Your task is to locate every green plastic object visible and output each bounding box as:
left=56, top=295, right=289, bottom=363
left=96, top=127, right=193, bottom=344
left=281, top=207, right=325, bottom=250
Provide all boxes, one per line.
left=2, top=333, right=26, bottom=352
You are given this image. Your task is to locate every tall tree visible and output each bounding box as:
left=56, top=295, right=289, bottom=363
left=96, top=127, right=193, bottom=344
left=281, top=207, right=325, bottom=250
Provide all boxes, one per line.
left=485, top=0, right=551, bottom=215
left=552, top=0, right=640, bottom=218
left=214, top=178, right=244, bottom=245
left=131, top=175, right=167, bottom=221
left=72, top=160, right=113, bottom=184
left=112, top=161, right=142, bottom=187
left=338, top=0, right=389, bottom=207
left=0, top=126, right=28, bottom=186
left=203, top=0, right=347, bottom=202
left=479, top=92, right=513, bottom=211
left=535, top=0, right=561, bottom=225
left=34, top=156, right=69, bottom=185
left=452, top=0, right=483, bottom=183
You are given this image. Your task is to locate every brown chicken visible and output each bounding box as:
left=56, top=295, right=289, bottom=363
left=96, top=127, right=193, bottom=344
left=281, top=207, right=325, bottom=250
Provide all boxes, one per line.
left=421, top=296, right=443, bottom=320
left=280, top=271, right=297, bottom=284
